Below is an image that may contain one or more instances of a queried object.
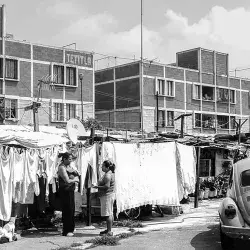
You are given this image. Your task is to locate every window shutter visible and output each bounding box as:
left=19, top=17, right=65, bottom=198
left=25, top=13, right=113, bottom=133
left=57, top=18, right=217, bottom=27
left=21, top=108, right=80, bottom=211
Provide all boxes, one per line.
left=155, top=78, right=159, bottom=95
left=192, top=83, right=195, bottom=99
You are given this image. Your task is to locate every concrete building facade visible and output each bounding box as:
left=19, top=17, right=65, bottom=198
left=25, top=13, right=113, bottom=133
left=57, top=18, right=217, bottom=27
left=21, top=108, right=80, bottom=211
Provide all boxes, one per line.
left=0, top=5, right=94, bottom=127
left=95, top=48, right=250, bottom=135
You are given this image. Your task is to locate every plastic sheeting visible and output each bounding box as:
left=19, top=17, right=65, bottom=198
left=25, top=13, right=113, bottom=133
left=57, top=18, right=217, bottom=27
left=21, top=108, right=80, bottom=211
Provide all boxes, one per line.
left=0, top=130, right=68, bottom=148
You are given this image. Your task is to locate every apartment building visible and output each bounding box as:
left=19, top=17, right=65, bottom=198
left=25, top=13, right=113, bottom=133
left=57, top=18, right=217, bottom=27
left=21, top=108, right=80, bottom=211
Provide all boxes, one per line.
left=95, top=48, right=250, bottom=135
left=0, top=5, right=94, bottom=127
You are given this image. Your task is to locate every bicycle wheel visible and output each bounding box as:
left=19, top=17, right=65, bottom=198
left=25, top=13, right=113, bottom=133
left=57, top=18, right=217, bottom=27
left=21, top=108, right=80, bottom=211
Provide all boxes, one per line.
left=124, top=207, right=141, bottom=219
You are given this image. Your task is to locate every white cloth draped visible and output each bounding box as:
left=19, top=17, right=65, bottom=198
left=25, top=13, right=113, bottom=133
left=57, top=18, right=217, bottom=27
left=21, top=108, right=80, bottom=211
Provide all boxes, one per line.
left=102, top=142, right=180, bottom=215
left=176, top=143, right=196, bottom=197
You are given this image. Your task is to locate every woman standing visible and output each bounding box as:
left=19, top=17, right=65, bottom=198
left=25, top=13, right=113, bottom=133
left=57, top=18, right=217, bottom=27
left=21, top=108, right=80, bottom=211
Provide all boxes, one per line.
left=58, top=152, right=79, bottom=237
left=93, top=160, right=115, bottom=236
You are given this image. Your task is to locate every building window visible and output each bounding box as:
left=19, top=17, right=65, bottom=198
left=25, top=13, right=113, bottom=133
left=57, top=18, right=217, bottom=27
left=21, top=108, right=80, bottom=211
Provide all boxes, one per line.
left=166, top=81, right=174, bottom=97
left=157, top=79, right=165, bottom=95
left=5, top=99, right=17, bottom=119
left=53, top=103, right=64, bottom=121
left=66, top=104, right=76, bottom=120
left=0, top=59, right=19, bottom=80
left=194, top=113, right=201, bottom=127
left=217, top=115, right=229, bottom=129
left=230, top=116, right=236, bottom=129
left=217, top=88, right=236, bottom=104
left=167, top=111, right=174, bottom=127
left=202, top=114, right=215, bottom=129
left=230, top=90, right=236, bottom=104
left=66, top=67, right=76, bottom=86
left=200, top=159, right=211, bottom=177
left=192, top=84, right=201, bottom=100
left=53, top=65, right=64, bottom=85
left=202, top=86, right=214, bottom=101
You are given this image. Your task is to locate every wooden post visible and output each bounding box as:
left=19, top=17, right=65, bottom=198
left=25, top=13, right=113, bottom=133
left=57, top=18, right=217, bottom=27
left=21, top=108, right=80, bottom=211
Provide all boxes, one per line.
left=194, top=146, right=201, bottom=208
left=86, top=171, right=91, bottom=226
left=86, top=127, right=95, bottom=226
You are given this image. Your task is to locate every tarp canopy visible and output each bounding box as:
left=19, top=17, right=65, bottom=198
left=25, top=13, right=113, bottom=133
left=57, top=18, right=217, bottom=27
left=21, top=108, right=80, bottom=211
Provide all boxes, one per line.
left=0, top=125, right=69, bottom=148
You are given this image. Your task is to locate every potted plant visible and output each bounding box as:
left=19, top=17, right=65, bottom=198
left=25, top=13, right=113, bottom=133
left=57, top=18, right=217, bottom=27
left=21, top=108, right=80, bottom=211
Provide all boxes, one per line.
left=198, top=181, right=206, bottom=200
left=203, top=179, right=210, bottom=199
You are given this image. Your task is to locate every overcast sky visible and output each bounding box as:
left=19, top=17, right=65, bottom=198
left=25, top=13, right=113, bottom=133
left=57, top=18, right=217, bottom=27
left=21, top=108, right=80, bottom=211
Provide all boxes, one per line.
left=4, top=0, right=250, bottom=75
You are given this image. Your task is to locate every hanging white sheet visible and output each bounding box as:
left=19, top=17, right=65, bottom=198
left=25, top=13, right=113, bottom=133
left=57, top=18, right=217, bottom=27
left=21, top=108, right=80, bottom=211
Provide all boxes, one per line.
left=0, top=147, right=14, bottom=221
left=176, top=143, right=196, bottom=197
left=104, top=142, right=180, bottom=215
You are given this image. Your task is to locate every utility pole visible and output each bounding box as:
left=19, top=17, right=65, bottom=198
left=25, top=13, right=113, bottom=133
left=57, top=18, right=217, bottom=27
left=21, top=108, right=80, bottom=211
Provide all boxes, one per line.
left=156, top=91, right=159, bottom=132
left=79, top=73, right=84, bottom=122
left=140, top=0, right=144, bottom=137
left=175, top=113, right=192, bottom=138
left=234, top=118, right=248, bottom=144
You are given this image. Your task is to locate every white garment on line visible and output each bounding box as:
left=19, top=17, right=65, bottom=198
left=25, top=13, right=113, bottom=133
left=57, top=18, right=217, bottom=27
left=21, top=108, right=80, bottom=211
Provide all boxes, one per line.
left=20, top=150, right=39, bottom=204
left=176, top=143, right=196, bottom=197
left=0, top=147, right=14, bottom=221
left=45, top=147, right=59, bottom=195
left=106, top=142, right=179, bottom=216
left=12, top=148, right=25, bottom=201
left=77, top=144, right=98, bottom=195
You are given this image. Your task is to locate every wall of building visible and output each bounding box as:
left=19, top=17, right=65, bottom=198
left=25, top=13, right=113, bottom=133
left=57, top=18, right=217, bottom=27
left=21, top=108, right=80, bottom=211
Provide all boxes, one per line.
left=95, top=48, right=250, bottom=134
left=0, top=36, right=94, bottom=126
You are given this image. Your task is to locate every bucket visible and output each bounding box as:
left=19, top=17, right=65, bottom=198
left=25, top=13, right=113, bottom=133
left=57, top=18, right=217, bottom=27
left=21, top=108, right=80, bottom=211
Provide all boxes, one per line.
left=198, top=190, right=205, bottom=200
left=204, top=188, right=209, bottom=199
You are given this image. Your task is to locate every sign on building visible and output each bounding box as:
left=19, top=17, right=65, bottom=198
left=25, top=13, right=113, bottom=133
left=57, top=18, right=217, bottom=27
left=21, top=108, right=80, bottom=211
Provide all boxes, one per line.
left=65, top=51, right=93, bottom=68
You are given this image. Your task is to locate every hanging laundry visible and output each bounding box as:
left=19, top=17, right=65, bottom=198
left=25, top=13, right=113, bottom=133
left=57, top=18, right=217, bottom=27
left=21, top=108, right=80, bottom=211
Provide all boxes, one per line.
left=77, top=144, right=98, bottom=195
left=12, top=148, right=25, bottom=202
left=176, top=143, right=196, bottom=198
left=108, top=142, right=179, bottom=216
left=45, top=147, right=59, bottom=196
left=20, top=150, right=39, bottom=204
left=100, top=142, right=116, bottom=179
left=0, top=146, right=14, bottom=221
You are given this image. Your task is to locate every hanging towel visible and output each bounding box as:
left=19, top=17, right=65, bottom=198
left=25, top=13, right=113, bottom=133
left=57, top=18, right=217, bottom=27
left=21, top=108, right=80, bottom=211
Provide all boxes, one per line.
left=176, top=143, right=196, bottom=197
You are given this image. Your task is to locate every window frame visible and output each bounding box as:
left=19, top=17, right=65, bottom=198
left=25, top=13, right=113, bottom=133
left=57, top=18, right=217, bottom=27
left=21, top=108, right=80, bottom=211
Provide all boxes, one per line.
left=4, top=98, right=19, bottom=120
left=66, top=103, right=77, bottom=121
left=155, top=78, right=175, bottom=97
left=52, top=64, right=64, bottom=85
left=192, top=83, right=201, bottom=100
left=51, top=64, right=78, bottom=87
left=51, top=101, right=78, bottom=122
left=202, top=85, right=215, bottom=101
left=66, top=66, right=78, bottom=87
left=0, top=57, right=20, bottom=81
left=166, top=110, right=174, bottom=127
left=194, top=113, right=202, bottom=128
left=199, top=159, right=212, bottom=177
left=217, top=115, right=230, bottom=130
left=217, top=87, right=236, bottom=104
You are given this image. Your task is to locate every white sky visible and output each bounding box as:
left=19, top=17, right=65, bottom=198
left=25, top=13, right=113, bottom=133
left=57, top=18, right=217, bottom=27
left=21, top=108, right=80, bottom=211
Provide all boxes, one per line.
left=4, top=0, right=250, bottom=76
